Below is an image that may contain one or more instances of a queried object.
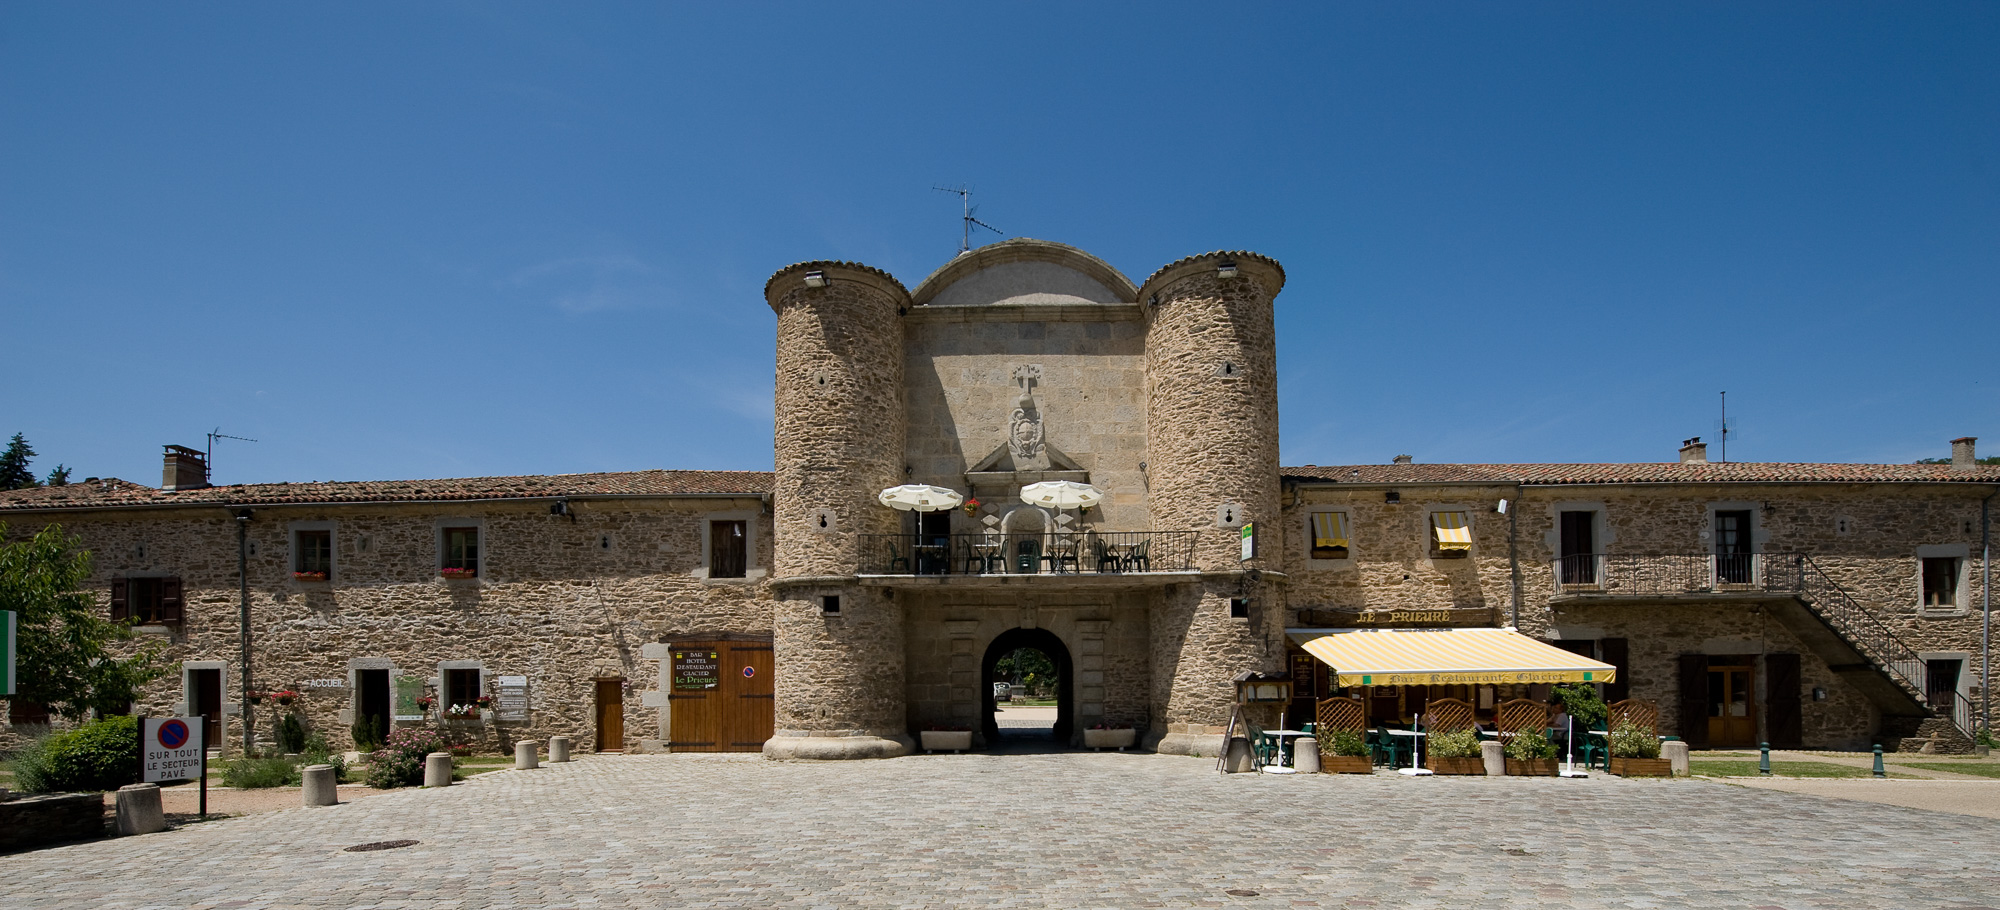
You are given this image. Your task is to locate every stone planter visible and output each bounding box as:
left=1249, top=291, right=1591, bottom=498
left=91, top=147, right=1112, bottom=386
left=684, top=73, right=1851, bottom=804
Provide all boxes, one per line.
left=1505, top=758, right=1559, bottom=776
left=1426, top=756, right=1486, bottom=775
left=919, top=731, right=972, bottom=753
left=1322, top=755, right=1374, bottom=774
left=1609, top=757, right=1673, bottom=777
left=1083, top=728, right=1136, bottom=751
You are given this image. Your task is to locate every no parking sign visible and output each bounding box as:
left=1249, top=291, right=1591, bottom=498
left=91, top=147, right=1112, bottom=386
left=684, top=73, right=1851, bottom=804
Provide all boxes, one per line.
left=142, top=716, right=205, bottom=783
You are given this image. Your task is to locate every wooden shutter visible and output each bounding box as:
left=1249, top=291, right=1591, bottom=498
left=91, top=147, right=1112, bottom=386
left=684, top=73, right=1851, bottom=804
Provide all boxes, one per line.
left=110, top=578, right=129, bottom=622
left=1766, top=652, right=1802, bottom=748
left=160, top=576, right=184, bottom=624
left=1677, top=654, right=1710, bottom=748
left=1600, top=637, right=1630, bottom=704
left=711, top=521, right=746, bottom=578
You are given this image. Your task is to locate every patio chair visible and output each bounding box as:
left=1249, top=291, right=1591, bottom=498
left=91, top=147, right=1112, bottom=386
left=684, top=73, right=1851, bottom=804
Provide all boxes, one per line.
left=1015, top=538, right=1041, bottom=574
left=1044, top=538, right=1080, bottom=574
left=961, top=539, right=997, bottom=575
left=883, top=541, right=910, bottom=574
left=1372, top=727, right=1413, bottom=767
left=1577, top=721, right=1609, bottom=769
left=1126, top=538, right=1151, bottom=573
left=1091, top=538, right=1120, bottom=573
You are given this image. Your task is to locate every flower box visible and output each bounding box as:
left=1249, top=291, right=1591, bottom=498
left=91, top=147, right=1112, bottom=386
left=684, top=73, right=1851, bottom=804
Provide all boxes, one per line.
left=1609, top=757, right=1672, bottom=777
left=440, top=568, right=478, bottom=580
left=292, top=571, right=329, bottom=582
left=1426, top=756, right=1486, bottom=775
left=1322, top=755, right=1374, bottom=774
left=919, top=730, right=972, bottom=753
left=1082, top=728, right=1136, bottom=750
left=1505, top=758, right=1559, bottom=776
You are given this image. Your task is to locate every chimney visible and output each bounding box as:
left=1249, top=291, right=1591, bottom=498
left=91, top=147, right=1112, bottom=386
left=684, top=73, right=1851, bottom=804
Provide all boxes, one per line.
left=1392, top=454, right=1413, bottom=465
left=162, top=445, right=209, bottom=490
left=1952, top=437, right=1977, bottom=471
left=1679, top=437, right=1708, bottom=465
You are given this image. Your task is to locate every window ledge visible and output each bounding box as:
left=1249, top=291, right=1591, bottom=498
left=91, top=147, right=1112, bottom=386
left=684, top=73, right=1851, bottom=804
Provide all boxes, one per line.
left=702, top=576, right=762, bottom=586
left=1920, top=608, right=1969, bottom=619
left=1304, top=557, right=1355, bottom=570
left=134, top=625, right=176, bottom=638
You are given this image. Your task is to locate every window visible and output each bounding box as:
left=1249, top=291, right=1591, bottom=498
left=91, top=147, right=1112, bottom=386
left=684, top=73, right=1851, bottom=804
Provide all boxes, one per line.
left=1559, top=511, right=1596, bottom=584
left=111, top=577, right=183, bottom=626
left=295, top=529, right=332, bottom=580
left=1713, top=509, right=1754, bottom=584
left=1307, top=510, right=1350, bottom=560
left=442, top=526, right=479, bottom=577
left=445, top=668, right=482, bottom=709
left=1430, top=511, right=1472, bottom=558
left=1229, top=598, right=1250, bottom=618
left=710, top=520, right=747, bottom=579
left=1923, top=557, right=1962, bottom=609
left=821, top=594, right=841, bottom=614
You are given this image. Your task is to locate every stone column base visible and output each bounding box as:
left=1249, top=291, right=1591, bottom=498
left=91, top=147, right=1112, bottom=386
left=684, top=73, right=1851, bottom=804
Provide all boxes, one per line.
left=763, top=733, right=913, bottom=761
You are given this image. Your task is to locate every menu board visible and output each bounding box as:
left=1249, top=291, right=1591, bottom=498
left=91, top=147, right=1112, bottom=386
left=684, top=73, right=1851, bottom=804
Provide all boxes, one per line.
left=673, top=650, right=721, bottom=691
left=393, top=674, right=426, bottom=721
left=1291, top=654, right=1319, bottom=700
left=494, top=674, right=530, bottom=723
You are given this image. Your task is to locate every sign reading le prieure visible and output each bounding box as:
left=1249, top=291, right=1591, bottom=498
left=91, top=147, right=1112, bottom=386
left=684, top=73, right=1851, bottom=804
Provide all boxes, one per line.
left=494, top=675, right=529, bottom=723
left=673, top=650, right=721, bottom=691
left=142, top=716, right=204, bottom=783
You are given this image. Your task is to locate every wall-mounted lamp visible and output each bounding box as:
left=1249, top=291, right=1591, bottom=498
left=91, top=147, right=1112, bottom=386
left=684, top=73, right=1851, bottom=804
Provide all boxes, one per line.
left=1216, top=261, right=1239, bottom=279
left=803, top=270, right=827, bottom=288
left=550, top=499, right=570, bottom=516
left=1385, top=491, right=1401, bottom=503
left=1812, top=687, right=1828, bottom=702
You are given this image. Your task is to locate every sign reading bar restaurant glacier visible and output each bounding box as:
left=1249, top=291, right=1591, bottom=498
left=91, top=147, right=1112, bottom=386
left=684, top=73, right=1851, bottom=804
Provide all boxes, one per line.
left=142, top=716, right=205, bottom=783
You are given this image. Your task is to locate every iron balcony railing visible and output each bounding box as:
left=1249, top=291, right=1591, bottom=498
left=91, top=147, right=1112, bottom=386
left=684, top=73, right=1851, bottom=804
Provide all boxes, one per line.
left=857, top=531, right=1198, bottom=577
left=1551, top=552, right=1970, bottom=735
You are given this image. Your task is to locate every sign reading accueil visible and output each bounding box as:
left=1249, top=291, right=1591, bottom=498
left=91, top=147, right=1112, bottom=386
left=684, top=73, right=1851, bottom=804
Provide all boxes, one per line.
left=142, top=716, right=205, bottom=783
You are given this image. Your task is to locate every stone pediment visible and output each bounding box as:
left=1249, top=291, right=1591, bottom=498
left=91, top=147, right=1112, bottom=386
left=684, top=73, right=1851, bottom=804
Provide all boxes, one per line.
left=965, top=442, right=1087, bottom=494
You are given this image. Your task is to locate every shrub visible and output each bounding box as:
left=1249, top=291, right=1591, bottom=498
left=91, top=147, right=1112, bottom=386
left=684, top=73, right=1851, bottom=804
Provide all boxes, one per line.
left=1317, top=728, right=1370, bottom=758
left=15, top=715, right=141, bottom=792
left=351, top=715, right=387, bottom=752
left=300, top=732, right=347, bottom=783
left=1551, top=684, right=1608, bottom=730
left=1429, top=728, right=1483, bottom=758
left=221, top=755, right=299, bottom=788
left=276, top=712, right=308, bottom=754
left=366, top=726, right=448, bottom=789
left=1608, top=721, right=1660, bottom=759
left=1504, top=729, right=1557, bottom=761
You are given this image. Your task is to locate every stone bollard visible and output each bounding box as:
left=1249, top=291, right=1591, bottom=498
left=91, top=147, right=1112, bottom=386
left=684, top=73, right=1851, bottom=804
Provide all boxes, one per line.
left=115, top=783, right=166, bottom=835
left=1663, top=740, right=1690, bottom=777
left=549, top=735, right=572, bottom=763
left=515, top=740, right=540, bottom=771
left=1481, top=740, right=1506, bottom=777
left=302, top=764, right=338, bottom=807
left=423, top=752, right=453, bottom=788
left=1292, top=736, right=1321, bottom=773
left=1223, top=736, right=1257, bottom=773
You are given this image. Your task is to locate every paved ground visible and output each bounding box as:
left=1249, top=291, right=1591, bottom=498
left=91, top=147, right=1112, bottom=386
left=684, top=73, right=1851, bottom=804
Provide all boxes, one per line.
left=10, top=751, right=2000, bottom=909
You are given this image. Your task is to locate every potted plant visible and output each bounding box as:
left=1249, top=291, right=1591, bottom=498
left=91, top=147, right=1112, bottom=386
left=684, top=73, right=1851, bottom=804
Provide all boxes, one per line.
left=919, top=726, right=972, bottom=753
left=1316, top=728, right=1374, bottom=774
left=246, top=690, right=266, bottom=706
left=1503, top=729, right=1559, bottom=776
left=270, top=689, right=299, bottom=707
left=1425, top=728, right=1486, bottom=775
left=1082, top=724, right=1137, bottom=750
left=293, top=570, right=328, bottom=582
left=415, top=695, right=436, bottom=713
left=1606, top=721, right=1670, bottom=776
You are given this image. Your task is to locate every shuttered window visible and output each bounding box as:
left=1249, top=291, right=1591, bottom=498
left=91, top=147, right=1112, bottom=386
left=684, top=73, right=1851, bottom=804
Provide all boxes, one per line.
left=112, top=577, right=183, bottom=625
left=710, top=521, right=747, bottom=579
left=1922, top=557, right=1961, bottom=609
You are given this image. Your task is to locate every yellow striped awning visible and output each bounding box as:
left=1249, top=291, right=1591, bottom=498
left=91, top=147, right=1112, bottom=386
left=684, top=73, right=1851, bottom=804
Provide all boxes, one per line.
left=1292, top=627, right=1618, bottom=686
left=1311, top=511, right=1349, bottom=549
left=1431, top=511, right=1472, bottom=551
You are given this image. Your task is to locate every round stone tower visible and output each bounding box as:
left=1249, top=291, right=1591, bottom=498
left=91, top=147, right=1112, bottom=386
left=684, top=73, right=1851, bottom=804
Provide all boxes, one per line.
left=1136, top=251, right=1289, bottom=756
left=763, top=260, right=914, bottom=759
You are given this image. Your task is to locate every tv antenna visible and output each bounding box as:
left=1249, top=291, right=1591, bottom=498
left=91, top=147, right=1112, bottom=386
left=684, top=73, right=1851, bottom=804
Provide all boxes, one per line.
left=1717, top=392, right=1729, bottom=463
left=206, top=428, right=258, bottom=475
left=933, top=185, right=1003, bottom=254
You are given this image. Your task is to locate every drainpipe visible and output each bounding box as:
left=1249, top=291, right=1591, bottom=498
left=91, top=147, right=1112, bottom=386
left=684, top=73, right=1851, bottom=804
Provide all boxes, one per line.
left=1508, top=482, right=1524, bottom=629
left=1984, top=489, right=1994, bottom=735
left=235, top=508, right=254, bottom=755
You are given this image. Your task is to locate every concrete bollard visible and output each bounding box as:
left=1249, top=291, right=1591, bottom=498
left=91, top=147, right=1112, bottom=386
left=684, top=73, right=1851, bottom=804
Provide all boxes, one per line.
left=302, top=764, right=338, bottom=806
left=1292, top=736, right=1321, bottom=773
left=515, top=740, right=540, bottom=771
left=549, top=735, right=572, bottom=763
left=1663, top=740, right=1690, bottom=777
left=423, top=752, right=453, bottom=788
left=115, top=783, right=166, bottom=835
left=1223, top=736, right=1257, bottom=773
left=1481, top=740, right=1506, bottom=777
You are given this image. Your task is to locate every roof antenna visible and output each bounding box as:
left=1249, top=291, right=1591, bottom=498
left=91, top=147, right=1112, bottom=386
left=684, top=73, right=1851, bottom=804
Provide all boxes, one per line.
left=933, top=185, right=1003, bottom=254
left=1717, top=392, right=1728, bottom=463
left=207, top=427, right=258, bottom=479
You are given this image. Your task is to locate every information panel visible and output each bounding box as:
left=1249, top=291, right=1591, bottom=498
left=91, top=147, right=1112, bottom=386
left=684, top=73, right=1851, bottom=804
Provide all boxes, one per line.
left=142, top=716, right=205, bottom=783
left=393, top=674, right=427, bottom=721
left=494, top=674, right=530, bottom=723
left=673, top=650, right=721, bottom=691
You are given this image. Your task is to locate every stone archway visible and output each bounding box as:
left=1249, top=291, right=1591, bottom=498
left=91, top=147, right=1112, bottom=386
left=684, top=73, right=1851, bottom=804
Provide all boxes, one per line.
left=980, top=627, right=1075, bottom=746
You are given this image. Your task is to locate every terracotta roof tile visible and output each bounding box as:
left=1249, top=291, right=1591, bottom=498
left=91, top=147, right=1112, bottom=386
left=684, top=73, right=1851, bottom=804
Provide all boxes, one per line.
left=1282, top=462, right=2000, bottom=486
left=0, top=470, right=775, bottom=513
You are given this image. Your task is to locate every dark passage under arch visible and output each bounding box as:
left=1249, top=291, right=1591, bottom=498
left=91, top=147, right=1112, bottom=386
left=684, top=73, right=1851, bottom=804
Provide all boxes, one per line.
left=980, top=627, right=1074, bottom=747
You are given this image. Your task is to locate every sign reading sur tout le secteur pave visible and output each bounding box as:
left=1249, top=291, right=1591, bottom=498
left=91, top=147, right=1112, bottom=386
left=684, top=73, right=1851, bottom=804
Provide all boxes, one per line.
left=142, top=716, right=204, bottom=783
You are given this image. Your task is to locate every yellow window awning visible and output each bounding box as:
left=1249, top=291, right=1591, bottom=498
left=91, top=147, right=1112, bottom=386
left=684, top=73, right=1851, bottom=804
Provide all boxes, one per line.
left=1292, top=627, right=1618, bottom=687
left=1432, top=511, right=1472, bottom=551
left=1311, top=511, right=1349, bottom=549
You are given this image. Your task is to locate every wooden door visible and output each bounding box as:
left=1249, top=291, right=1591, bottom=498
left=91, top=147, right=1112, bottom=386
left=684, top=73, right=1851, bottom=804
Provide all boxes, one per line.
left=190, top=668, right=223, bottom=749
left=724, top=642, right=774, bottom=750
left=595, top=679, right=624, bottom=752
left=669, top=645, right=724, bottom=751
left=1706, top=665, right=1756, bottom=746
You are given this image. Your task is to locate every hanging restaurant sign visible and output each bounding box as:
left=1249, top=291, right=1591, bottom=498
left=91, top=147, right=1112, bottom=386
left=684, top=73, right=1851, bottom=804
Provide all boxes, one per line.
left=673, top=650, right=721, bottom=691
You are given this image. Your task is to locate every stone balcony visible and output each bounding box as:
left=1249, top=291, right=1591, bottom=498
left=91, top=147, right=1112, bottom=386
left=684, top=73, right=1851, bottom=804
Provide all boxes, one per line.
left=853, top=531, right=1198, bottom=588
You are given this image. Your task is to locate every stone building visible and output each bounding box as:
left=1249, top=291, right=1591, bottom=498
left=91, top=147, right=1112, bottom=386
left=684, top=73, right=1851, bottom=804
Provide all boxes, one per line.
left=1, top=239, right=1993, bottom=757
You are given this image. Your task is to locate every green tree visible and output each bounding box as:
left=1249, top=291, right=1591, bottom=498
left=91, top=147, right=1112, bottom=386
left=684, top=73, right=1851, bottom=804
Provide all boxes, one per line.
left=1916, top=456, right=2000, bottom=466
left=996, top=647, right=1057, bottom=696
left=0, top=523, right=164, bottom=719
left=44, top=464, right=71, bottom=486
left=0, top=433, right=38, bottom=490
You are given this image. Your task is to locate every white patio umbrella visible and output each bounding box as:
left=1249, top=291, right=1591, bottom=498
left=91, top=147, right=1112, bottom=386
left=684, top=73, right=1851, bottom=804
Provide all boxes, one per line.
left=1019, top=480, right=1103, bottom=510
left=877, top=484, right=964, bottom=512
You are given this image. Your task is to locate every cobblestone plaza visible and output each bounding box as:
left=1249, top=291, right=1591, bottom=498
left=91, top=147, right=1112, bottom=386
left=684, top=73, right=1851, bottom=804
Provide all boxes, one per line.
left=10, top=753, right=2000, bottom=909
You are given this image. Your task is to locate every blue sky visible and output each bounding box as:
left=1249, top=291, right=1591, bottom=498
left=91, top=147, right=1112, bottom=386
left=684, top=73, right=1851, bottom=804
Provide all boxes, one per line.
left=3, top=3, right=1994, bottom=486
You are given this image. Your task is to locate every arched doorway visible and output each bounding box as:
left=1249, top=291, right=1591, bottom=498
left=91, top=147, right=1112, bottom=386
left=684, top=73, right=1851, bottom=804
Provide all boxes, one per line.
left=980, top=627, right=1074, bottom=747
